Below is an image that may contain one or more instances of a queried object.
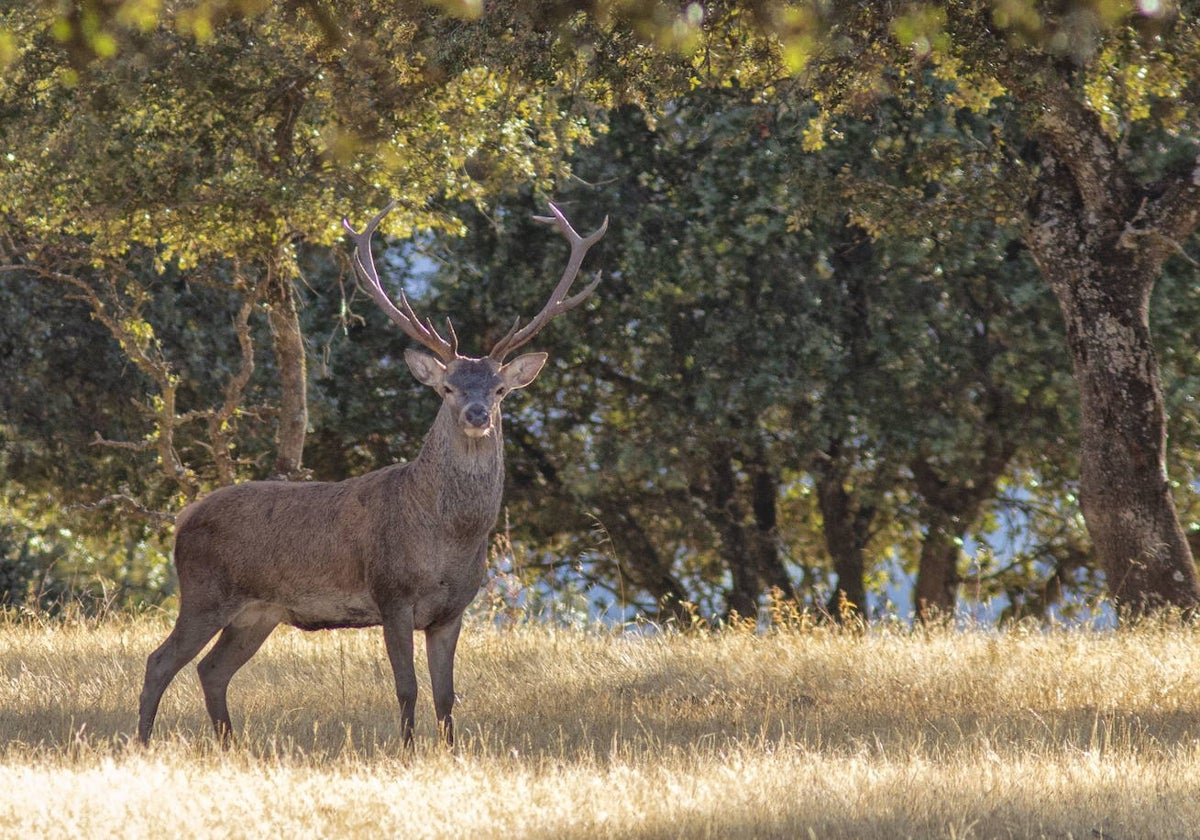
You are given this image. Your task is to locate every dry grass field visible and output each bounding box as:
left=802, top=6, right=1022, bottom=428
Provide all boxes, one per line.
left=2, top=611, right=1200, bottom=838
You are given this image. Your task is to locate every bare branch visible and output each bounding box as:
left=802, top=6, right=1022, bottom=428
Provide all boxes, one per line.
left=13, top=258, right=202, bottom=500
left=90, top=431, right=152, bottom=452
left=1131, top=150, right=1200, bottom=270
left=69, top=492, right=176, bottom=527
left=208, top=283, right=263, bottom=485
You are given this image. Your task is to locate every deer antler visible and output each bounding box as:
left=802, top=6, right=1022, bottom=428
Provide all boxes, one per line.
left=342, top=201, right=459, bottom=362
left=489, top=203, right=609, bottom=361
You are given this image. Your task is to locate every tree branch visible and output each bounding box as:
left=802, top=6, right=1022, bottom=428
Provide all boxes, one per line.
left=1130, top=150, right=1200, bottom=270
left=207, top=274, right=263, bottom=485
left=69, top=492, right=176, bottom=527
left=1020, top=72, right=1134, bottom=233
left=90, top=431, right=151, bottom=452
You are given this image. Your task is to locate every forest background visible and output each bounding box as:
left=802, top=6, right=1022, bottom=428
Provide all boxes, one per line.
left=3, top=0, right=1200, bottom=626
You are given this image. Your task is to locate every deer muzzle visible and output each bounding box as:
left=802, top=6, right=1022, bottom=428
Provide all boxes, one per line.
left=462, top=403, right=492, bottom=437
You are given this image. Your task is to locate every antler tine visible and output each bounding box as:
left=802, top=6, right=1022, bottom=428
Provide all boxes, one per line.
left=489, top=203, right=609, bottom=360
left=342, top=201, right=458, bottom=361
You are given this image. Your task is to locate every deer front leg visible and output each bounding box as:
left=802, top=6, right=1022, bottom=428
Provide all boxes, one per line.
left=381, top=604, right=418, bottom=747
left=426, top=614, right=463, bottom=747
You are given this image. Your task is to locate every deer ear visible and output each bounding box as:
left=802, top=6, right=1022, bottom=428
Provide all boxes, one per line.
left=501, top=352, right=548, bottom=390
left=405, top=349, right=446, bottom=388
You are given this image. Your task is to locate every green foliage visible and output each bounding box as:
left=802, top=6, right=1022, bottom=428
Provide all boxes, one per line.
left=0, top=3, right=594, bottom=265
left=0, top=0, right=599, bottom=518
left=411, top=77, right=1088, bottom=617
left=4, top=0, right=1200, bottom=619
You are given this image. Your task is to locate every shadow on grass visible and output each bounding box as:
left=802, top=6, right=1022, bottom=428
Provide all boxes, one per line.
left=3, top=666, right=1198, bottom=765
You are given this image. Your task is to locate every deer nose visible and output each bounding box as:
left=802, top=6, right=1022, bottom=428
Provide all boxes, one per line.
left=464, top=404, right=490, bottom=429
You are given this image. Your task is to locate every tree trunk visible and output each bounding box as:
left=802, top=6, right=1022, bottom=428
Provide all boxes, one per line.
left=998, top=67, right=1200, bottom=619
left=913, top=526, right=961, bottom=623
left=748, top=455, right=793, bottom=601
left=812, top=450, right=872, bottom=620
left=1022, top=108, right=1200, bottom=615
left=910, top=400, right=1017, bottom=623
left=1041, top=252, right=1199, bottom=614
left=706, top=450, right=760, bottom=619
left=265, top=269, right=308, bottom=480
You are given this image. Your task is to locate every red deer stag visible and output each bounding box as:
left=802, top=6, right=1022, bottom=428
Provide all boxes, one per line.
left=137, top=201, right=607, bottom=746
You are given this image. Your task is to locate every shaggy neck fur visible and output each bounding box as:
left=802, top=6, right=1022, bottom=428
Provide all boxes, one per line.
left=407, top=403, right=505, bottom=534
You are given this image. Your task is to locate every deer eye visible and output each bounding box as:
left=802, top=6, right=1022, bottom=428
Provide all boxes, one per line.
left=495, top=386, right=506, bottom=396
left=443, top=385, right=455, bottom=396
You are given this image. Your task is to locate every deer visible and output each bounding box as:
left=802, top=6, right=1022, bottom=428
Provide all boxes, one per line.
left=136, top=200, right=607, bottom=747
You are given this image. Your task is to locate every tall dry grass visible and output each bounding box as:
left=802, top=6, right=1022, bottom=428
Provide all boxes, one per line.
left=2, top=611, right=1200, bottom=838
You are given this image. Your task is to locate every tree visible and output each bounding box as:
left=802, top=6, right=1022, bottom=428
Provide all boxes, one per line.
left=567, top=1, right=1200, bottom=615
left=797, top=4, right=1200, bottom=615
left=1, top=0, right=592, bottom=508
left=415, top=85, right=1075, bottom=621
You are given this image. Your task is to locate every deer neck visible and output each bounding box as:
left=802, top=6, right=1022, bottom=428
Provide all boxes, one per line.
left=422, top=405, right=504, bottom=468
left=410, top=405, right=505, bottom=531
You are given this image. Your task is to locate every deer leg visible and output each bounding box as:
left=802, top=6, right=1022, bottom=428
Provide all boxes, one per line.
left=197, top=609, right=279, bottom=746
left=138, top=609, right=227, bottom=745
left=381, top=604, right=418, bottom=747
left=425, top=615, right=463, bottom=747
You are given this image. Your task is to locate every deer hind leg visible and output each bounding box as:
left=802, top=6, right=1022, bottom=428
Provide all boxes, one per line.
left=197, top=605, right=281, bottom=746
left=138, top=606, right=229, bottom=745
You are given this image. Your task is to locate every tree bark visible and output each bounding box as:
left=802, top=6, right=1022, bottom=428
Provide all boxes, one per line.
left=265, top=268, right=308, bottom=480
left=913, top=526, right=960, bottom=623
left=1033, top=227, right=1200, bottom=614
left=1020, top=78, right=1200, bottom=615
left=910, top=457, right=970, bottom=623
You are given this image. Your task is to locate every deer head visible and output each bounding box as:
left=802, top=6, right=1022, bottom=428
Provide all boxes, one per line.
left=342, top=202, right=608, bottom=439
